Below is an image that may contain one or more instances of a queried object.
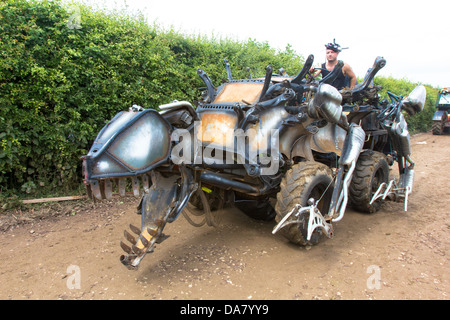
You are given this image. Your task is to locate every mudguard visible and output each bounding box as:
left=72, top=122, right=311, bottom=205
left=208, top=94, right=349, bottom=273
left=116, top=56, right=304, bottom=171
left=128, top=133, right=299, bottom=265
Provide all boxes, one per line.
left=82, top=107, right=172, bottom=200
left=433, top=110, right=447, bottom=121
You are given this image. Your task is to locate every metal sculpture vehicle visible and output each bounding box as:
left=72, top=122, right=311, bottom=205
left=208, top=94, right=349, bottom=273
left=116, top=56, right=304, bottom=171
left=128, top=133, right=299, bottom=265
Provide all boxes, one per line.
left=82, top=55, right=426, bottom=269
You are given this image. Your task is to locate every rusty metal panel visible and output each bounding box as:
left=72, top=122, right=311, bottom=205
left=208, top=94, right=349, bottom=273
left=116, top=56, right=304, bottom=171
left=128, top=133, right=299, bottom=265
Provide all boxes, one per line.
left=214, top=82, right=264, bottom=104
left=197, top=112, right=238, bottom=147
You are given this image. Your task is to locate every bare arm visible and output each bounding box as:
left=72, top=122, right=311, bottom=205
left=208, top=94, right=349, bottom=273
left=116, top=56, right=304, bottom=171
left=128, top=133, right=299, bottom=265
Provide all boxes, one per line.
left=309, top=66, right=322, bottom=78
left=343, top=64, right=357, bottom=88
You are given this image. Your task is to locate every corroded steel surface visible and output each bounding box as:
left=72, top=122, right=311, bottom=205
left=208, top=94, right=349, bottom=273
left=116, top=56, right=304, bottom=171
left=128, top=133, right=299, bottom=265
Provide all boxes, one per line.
left=197, top=112, right=238, bottom=147
left=214, top=82, right=264, bottom=104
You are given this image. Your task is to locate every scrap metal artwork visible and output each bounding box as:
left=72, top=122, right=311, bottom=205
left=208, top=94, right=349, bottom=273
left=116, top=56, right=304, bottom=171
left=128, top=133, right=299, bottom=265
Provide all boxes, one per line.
left=82, top=55, right=426, bottom=270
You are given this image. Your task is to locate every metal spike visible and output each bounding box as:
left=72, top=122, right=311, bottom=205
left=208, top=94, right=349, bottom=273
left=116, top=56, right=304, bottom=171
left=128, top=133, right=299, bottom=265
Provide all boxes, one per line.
left=129, top=224, right=141, bottom=235
left=118, top=178, right=126, bottom=197
left=120, top=241, right=132, bottom=254
left=104, top=179, right=113, bottom=199
left=85, top=183, right=93, bottom=200
left=99, top=180, right=107, bottom=199
left=131, top=244, right=144, bottom=255
left=146, top=227, right=158, bottom=237
left=150, top=171, right=157, bottom=188
left=132, top=177, right=140, bottom=197
left=90, top=181, right=103, bottom=200
left=140, top=235, right=149, bottom=247
left=142, top=174, right=150, bottom=193
left=124, top=230, right=136, bottom=245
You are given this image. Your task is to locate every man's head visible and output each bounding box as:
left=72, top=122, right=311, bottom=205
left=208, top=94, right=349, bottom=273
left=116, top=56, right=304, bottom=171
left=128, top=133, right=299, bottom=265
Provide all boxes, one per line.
left=325, top=40, right=342, bottom=53
left=325, top=49, right=339, bottom=63
left=325, top=39, right=348, bottom=63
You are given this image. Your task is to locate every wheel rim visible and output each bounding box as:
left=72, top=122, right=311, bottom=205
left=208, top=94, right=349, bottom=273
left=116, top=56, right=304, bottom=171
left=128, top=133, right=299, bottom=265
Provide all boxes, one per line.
left=371, top=169, right=383, bottom=194
left=368, top=164, right=388, bottom=210
left=310, top=183, right=330, bottom=213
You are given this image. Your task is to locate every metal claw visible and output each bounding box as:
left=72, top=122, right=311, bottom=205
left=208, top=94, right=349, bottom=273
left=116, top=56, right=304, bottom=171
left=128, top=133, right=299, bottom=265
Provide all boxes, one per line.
left=90, top=181, right=103, bottom=200
left=129, top=224, right=141, bottom=235
left=132, top=177, right=140, bottom=197
left=118, top=178, right=126, bottom=197
left=146, top=227, right=158, bottom=237
left=120, top=241, right=132, bottom=254
left=140, top=235, right=149, bottom=247
left=104, top=179, right=113, bottom=199
left=272, top=204, right=303, bottom=235
left=370, top=179, right=411, bottom=212
left=124, top=230, right=137, bottom=245
left=272, top=200, right=333, bottom=241
left=131, top=244, right=144, bottom=255
left=307, top=207, right=334, bottom=241
left=142, top=174, right=150, bottom=193
left=85, top=183, right=93, bottom=200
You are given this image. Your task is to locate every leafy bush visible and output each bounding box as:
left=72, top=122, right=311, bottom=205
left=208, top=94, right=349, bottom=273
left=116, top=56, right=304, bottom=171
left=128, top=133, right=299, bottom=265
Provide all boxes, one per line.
left=374, top=77, right=438, bottom=133
left=0, top=0, right=304, bottom=196
left=0, top=0, right=182, bottom=195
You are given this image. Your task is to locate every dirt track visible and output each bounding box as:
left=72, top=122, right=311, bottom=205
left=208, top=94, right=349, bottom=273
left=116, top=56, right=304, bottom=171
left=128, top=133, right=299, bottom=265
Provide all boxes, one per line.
left=0, top=131, right=448, bottom=300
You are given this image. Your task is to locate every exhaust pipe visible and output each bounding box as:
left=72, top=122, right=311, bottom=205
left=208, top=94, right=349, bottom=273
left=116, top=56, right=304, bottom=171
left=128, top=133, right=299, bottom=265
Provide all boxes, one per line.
left=200, top=171, right=261, bottom=195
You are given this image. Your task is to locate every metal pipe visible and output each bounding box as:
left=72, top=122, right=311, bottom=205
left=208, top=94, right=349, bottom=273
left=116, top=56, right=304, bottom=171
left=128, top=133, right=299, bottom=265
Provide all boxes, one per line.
left=258, top=65, right=273, bottom=102
left=200, top=171, right=261, bottom=194
left=333, top=159, right=357, bottom=222
left=159, top=100, right=195, bottom=110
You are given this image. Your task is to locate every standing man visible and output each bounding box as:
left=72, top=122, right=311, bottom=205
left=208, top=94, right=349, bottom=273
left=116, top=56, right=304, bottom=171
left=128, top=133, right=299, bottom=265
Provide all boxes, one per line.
left=312, top=39, right=357, bottom=90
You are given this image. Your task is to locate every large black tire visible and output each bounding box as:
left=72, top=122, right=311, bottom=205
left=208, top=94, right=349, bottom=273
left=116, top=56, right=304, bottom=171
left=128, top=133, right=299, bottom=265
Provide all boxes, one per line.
left=275, top=162, right=333, bottom=246
left=234, top=195, right=276, bottom=221
left=349, top=151, right=390, bottom=213
left=432, top=119, right=445, bottom=135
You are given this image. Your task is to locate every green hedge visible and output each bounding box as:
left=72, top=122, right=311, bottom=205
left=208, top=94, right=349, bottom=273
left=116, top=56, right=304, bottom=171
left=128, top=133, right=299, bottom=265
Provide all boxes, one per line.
left=373, top=77, right=438, bottom=133
left=0, top=0, right=304, bottom=196
left=0, top=0, right=438, bottom=197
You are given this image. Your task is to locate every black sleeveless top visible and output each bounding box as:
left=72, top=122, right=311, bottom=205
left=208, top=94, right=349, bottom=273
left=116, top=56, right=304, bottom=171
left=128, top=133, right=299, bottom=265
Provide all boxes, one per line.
left=321, top=63, right=347, bottom=90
